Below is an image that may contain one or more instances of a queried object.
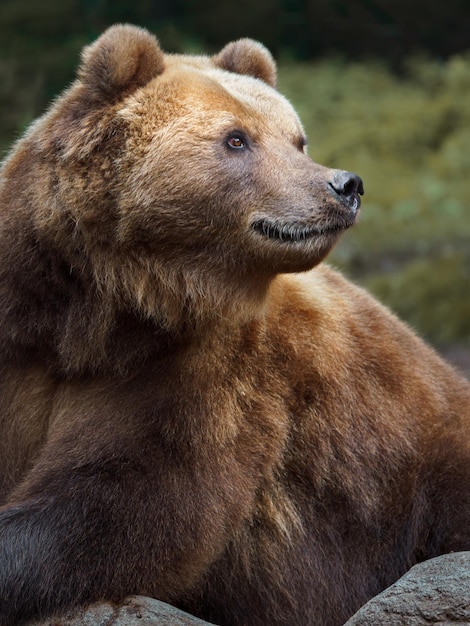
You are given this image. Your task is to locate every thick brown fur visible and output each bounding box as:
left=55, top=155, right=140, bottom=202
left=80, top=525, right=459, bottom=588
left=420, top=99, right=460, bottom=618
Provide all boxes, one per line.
left=0, top=24, right=469, bottom=626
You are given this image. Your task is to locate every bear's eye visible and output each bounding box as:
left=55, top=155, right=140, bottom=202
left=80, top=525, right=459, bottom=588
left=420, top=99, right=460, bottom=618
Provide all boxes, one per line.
left=226, top=135, right=246, bottom=150
left=297, top=136, right=308, bottom=152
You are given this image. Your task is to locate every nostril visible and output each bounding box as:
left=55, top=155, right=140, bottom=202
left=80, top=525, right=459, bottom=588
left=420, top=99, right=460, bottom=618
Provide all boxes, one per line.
left=329, top=171, right=364, bottom=197
left=343, top=175, right=361, bottom=196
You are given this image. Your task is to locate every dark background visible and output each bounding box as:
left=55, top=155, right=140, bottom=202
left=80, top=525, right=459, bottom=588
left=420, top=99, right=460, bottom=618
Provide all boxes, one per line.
left=2, top=0, right=470, bottom=132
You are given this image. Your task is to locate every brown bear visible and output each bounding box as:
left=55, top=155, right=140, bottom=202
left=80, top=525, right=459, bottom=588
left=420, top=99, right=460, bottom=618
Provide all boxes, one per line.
left=0, top=24, right=469, bottom=626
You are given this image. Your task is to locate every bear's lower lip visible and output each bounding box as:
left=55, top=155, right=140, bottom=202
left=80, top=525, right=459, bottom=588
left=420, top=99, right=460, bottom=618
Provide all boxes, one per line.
left=251, top=218, right=349, bottom=243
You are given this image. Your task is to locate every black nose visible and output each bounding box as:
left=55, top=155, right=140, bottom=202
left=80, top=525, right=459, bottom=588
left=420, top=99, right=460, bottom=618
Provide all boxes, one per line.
left=328, top=171, right=364, bottom=213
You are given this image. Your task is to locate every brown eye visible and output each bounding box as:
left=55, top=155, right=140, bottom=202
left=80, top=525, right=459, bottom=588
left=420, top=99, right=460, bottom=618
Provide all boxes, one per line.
left=297, top=136, right=308, bottom=152
left=227, top=136, right=245, bottom=149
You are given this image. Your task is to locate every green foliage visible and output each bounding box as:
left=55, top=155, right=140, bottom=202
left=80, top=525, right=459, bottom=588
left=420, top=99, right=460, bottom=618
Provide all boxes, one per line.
left=366, top=254, right=470, bottom=345
left=278, top=55, right=470, bottom=346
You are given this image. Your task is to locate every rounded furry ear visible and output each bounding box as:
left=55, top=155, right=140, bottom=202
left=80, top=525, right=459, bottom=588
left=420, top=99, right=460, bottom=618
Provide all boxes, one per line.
left=213, top=39, right=277, bottom=88
left=78, top=24, right=165, bottom=102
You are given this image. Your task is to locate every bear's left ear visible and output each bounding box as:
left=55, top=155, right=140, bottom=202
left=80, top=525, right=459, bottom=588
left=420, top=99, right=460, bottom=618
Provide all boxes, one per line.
left=78, top=24, right=165, bottom=102
left=213, top=39, right=277, bottom=88
left=38, top=25, right=165, bottom=159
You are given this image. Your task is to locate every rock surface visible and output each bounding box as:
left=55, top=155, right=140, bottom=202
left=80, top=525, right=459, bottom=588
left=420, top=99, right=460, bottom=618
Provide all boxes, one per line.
left=344, top=552, right=470, bottom=625
left=28, top=552, right=470, bottom=625
left=28, top=596, right=216, bottom=625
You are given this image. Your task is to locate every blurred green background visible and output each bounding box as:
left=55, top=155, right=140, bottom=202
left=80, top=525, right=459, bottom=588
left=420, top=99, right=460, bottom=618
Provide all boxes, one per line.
left=1, top=0, right=469, bottom=374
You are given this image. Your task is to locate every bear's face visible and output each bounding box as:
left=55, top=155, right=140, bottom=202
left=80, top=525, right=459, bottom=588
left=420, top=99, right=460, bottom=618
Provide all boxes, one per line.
left=116, top=64, right=354, bottom=276
left=16, top=25, right=362, bottom=327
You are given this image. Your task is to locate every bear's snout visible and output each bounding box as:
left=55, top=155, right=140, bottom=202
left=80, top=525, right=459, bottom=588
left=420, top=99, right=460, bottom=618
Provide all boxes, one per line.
left=327, top=170, right=364, bottom=213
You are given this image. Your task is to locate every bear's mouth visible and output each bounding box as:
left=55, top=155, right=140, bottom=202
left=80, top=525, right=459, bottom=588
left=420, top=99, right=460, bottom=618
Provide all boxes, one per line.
left=251, top=218, right=348, bottom=243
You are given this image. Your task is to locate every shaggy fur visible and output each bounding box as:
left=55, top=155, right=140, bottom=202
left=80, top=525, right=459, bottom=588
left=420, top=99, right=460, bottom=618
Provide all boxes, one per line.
left=0, top=24, right=469, bottom=626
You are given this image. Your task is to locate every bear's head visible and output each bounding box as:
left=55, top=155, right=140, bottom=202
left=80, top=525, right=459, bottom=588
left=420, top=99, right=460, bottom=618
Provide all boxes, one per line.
left=0, top=24, right=362, bottom=350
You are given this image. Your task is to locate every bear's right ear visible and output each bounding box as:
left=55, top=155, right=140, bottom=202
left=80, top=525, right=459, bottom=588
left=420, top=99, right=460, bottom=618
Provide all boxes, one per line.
left=78, top=24, right=165, bottom=103
left=213, top=39, right=277, bottom=88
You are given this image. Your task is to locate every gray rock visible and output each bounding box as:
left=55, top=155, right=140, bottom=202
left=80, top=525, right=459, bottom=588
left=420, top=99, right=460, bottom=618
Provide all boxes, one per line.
left=27, top=552, right=470, bottom=625
left=28, top=596, right=216, bottom=625
left=344, top=552, right=470, bottom=625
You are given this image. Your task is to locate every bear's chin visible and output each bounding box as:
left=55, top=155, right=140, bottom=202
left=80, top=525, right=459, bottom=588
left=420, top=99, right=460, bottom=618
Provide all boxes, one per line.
left=251, top=218, right=349, bottom=243
left=259, top=238, right=340, bottom=274
left=248, top=219, right=350, bottom=273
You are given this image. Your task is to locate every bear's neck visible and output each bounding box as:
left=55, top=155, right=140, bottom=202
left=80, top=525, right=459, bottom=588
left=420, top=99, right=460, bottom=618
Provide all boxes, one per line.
left=98, top=251, right=273, bottom=334
left=0, top=230, right=273, bottom=377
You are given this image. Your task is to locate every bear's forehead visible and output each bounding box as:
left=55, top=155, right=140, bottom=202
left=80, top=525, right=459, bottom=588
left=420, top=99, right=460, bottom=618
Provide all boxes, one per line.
left=120, top=62, right=304, bottom=143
